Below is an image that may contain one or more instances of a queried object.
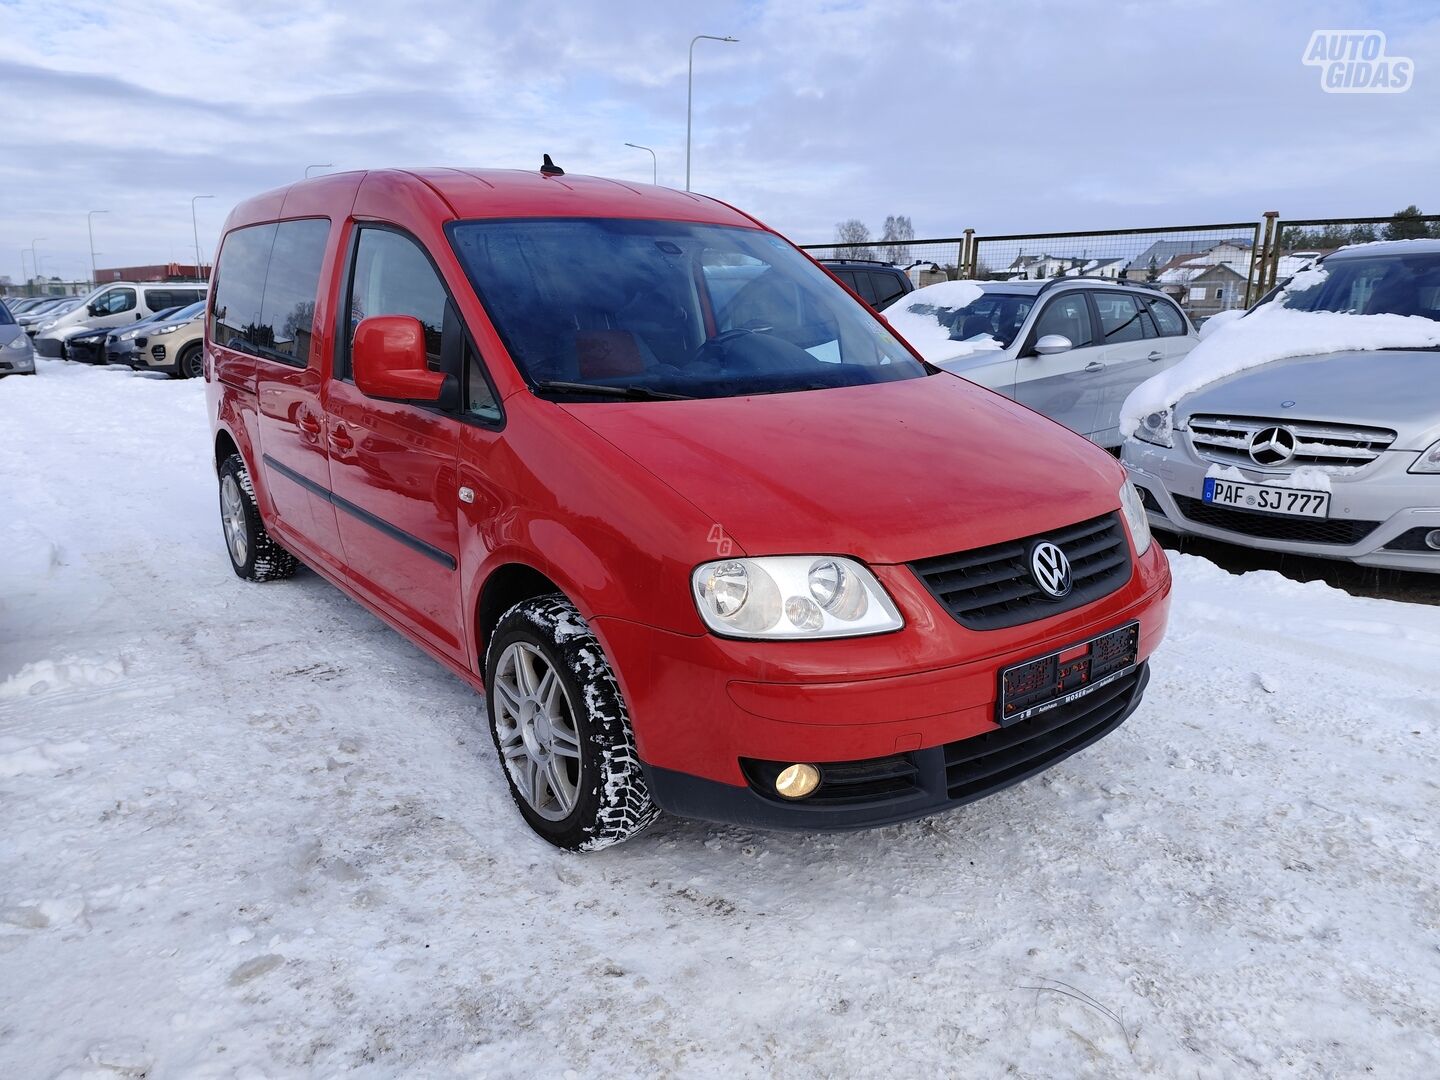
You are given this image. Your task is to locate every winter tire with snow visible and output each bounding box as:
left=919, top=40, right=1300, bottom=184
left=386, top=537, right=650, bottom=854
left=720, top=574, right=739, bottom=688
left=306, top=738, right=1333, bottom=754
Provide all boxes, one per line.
left=485, top=594, right=658, bottom=851
left=218, top=453, right=298, bottom=582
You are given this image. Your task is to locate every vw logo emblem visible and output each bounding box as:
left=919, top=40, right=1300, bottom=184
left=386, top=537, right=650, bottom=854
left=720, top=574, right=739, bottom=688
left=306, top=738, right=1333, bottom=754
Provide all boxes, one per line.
left=1248, top=426, right=1297, bottom=466
left=1029, top=541, right=1073, bottom=599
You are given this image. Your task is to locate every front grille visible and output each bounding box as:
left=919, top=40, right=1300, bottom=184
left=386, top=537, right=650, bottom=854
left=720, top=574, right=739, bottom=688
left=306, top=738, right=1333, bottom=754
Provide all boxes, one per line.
left=910, top=513, right=1132, bottom=630
left=1187, top=414, right=1396, bottom=471
left=1174, top=495, right=1381, bottom=545
left=945, top=664, right=1144, bottom=802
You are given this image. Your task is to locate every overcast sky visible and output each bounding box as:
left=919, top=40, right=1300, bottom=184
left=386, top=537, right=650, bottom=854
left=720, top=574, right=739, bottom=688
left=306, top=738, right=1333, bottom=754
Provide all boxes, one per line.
left=3, top=0, right=1437, bottom=284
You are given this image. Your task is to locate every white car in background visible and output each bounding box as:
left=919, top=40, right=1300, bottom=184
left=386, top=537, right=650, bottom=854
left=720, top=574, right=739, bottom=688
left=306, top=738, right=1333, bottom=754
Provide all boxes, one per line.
left=887, top=278, right=1198, bottom=448
left=33, top=281, right=207, bottom=359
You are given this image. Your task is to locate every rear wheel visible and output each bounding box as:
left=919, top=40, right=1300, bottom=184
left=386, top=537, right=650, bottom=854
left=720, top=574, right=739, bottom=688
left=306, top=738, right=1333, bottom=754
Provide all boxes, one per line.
left=175, top=343, right=204, bottom=380
left=485, top=594, right=658, bottom=850
left=218, top=453, right=298, bottom=581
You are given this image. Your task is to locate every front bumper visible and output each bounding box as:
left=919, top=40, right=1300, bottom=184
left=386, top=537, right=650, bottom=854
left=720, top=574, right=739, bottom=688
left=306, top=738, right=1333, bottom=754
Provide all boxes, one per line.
left=645, top=663, right=1150, bottom=830
left=0, top=351, right=35, bottom=375
left=34, top=335, right=65, bottom=358
left=1124, top=438, right=1440, bottom=573
left=595, top=541, right=1170, bottom=830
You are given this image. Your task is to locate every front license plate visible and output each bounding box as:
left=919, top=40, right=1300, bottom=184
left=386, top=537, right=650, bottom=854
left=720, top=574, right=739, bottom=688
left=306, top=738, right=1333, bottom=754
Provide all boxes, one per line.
left=998, top=622, right=1139, bottom=726
left=1203, top=477, right=1330, bottom=518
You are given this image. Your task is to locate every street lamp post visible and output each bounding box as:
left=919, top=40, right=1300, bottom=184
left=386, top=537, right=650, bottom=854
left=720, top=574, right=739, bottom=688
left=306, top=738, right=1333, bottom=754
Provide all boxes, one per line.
left=686, top=33, right=738, bottom=192
left=191, top=195, right=215, bottom=279
left=20, top=249, right=31, bottom=290
left=305, top=163, right=332, bottom=178
left=624, top=142, right=658, bottom=185
left=87, top=210, right=108, bottom=285
left=30, top=239, right=45, bottom=286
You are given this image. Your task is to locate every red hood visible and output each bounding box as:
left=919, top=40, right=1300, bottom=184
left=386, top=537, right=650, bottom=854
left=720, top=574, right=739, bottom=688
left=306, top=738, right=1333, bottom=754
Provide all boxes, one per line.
left=563, top=373, right=1124, bottom=565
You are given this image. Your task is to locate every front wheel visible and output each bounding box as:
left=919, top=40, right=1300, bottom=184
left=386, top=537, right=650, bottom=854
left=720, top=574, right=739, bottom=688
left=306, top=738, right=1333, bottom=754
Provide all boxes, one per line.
left=218, top=453, right=298, bottom=581
left=485, top=595, right=658, bottom=850
left=174, top=343, right=204, bottom=380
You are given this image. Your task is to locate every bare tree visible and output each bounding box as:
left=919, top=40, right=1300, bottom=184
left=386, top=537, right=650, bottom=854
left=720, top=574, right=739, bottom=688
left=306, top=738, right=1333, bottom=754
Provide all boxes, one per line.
left=881, top=214, right=914, bottom=265
left=833, top=219, right=874, bottom=260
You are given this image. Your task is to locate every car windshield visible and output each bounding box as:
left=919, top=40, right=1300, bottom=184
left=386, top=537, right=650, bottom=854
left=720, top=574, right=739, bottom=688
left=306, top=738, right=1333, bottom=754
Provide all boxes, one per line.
left=1281, top=251, right=1440, bottom=320
left=898, top=291, right=1036, bottom=348
left=0, top=302, right=13, bottom=325
left=448, top=218, right=929, bottom=400
left=169, top=300, right=206, bottom=321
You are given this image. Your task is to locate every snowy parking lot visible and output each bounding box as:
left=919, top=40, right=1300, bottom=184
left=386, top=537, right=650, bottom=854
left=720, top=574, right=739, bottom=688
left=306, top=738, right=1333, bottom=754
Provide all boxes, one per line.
left=2, top=360, right=1438, bottom=1078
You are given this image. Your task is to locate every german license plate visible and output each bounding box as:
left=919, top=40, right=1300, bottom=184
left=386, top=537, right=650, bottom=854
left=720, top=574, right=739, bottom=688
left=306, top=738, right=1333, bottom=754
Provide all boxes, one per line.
left=997, top=622, right=1139, bottom=726
left=1203, top=477, right=1330, bottom=518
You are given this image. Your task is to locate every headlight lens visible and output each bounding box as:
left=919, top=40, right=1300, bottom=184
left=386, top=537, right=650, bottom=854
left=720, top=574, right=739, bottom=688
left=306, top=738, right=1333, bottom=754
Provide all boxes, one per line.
left=5, top=335, right=28, bottom=350
left=1119, top=479, right=1153, bottom=556
left=152, top=323, right=183, bottom=335
left=1410, top=440, right=1440, bottom=474
left=118, top=328, right=143, bottom=341
left=692, top=556, right=903, bottom=639
left=1133, top=408, right=1173, bottom=448
left=38, top=319, right=59, bottom=331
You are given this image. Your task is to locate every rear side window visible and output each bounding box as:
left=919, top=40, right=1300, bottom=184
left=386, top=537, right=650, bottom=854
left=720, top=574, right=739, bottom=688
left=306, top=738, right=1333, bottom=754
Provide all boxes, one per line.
left=1093, top=292, right=1148, bottom=343
left=868, top=271, right=908, bottom=309
left=1146, top=297, right=1188, bottom=336
left=148, top=288, right=204, bottom=311
left=211, top=218, right=328, bottom=366
left=212, top=223, right=277, bottom=352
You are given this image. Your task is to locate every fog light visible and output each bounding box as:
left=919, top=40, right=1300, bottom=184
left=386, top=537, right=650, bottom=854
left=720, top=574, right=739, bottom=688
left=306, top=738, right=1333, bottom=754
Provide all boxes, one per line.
left=774, top=763, right=821, bottom=799
left=1426, top=529, right=1440, bottom=551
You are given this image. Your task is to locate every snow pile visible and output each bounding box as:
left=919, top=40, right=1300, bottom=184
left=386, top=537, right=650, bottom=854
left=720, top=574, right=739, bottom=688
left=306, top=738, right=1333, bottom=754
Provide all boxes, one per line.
left=4, top=359, right=1440, bottom=1077
left=886, top=280, right=1005, bottom=362
left=1120, top=304, right=1440, bottom=436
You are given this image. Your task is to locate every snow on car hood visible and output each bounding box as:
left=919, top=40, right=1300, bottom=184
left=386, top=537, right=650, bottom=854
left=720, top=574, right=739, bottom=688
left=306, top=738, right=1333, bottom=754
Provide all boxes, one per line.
left=562, top=374, right=1122, bottom=566
left=1120, top=305, right=1440, bottom=437
left=885, top=280, right=1006, bottom=365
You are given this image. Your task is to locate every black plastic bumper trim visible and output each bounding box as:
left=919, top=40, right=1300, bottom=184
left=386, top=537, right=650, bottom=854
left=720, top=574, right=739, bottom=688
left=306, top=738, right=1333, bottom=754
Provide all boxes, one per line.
left=642, top=663, right=1149, bottom=831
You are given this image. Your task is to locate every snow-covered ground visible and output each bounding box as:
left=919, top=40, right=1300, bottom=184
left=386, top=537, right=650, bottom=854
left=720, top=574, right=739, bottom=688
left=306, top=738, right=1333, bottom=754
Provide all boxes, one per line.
left=3, top=359, right=1439, bottom=1079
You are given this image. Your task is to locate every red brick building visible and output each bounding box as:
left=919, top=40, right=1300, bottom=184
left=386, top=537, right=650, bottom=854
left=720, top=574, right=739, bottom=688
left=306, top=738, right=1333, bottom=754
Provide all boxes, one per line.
left=95, top=263, right=210, bottom=283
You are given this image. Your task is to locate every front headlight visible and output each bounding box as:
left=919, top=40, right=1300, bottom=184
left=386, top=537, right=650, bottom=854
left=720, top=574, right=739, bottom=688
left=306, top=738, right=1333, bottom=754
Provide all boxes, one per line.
left=118, top=327, right=143, bottom=341
left=692, top=556, right=904, bottom=639
left=1410, top=439, right=1440, bottom=474
left=1119, top=480, right=1153, bottom=556
left=5, top=335, right=28, bottom=350
left=1133, top=408, right=1174, bottom=448
left=152, top=323, right=183, bottom=335
left=38, top=319, right=60, bottom=332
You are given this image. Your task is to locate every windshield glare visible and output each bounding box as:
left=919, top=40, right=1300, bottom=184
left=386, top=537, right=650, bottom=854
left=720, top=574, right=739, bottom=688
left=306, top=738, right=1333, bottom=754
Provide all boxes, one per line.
left=449, top=219, right=929, bottom=399
left=1281, top=252, right=1440, bottom=319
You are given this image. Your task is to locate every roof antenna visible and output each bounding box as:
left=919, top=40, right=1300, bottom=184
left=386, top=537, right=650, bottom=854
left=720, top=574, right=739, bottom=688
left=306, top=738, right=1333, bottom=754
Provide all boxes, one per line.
left=540, top=154, right=564, bottom=177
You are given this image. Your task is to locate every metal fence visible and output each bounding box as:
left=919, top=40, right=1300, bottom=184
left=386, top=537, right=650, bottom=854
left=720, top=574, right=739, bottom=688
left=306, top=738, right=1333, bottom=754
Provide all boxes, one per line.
left=801, top=211, right=1440, bottom=316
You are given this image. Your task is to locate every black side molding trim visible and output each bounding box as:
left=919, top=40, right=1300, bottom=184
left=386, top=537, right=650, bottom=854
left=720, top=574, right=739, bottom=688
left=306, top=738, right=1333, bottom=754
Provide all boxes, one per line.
left=262, top=453, right=457, bottom=571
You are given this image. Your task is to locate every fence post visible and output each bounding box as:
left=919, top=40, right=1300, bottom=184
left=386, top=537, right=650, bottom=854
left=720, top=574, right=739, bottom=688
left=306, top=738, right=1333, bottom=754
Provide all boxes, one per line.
left=1246, top=211, right=1278, bottom=305
left=961, top=228, right=975, bottom=278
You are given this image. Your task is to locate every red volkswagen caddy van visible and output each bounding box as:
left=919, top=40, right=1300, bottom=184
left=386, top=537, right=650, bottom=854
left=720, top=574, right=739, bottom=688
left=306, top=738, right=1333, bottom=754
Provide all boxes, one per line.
left=204, top=166, right=1170, bottom=850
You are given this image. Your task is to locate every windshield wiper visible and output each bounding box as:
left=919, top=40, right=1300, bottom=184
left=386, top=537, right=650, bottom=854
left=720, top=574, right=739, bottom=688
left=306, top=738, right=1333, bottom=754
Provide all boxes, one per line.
left=531, top=380, right=693, bottom=402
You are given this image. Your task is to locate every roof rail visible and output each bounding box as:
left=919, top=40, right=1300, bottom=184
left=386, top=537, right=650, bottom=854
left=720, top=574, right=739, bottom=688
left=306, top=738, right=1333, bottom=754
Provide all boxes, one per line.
left=1034, top=275, right=1161, bottom=296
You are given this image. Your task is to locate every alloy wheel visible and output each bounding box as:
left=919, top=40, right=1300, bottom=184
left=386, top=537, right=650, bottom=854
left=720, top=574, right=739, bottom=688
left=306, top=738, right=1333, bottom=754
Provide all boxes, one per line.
left=492, top=641, right=583, bottom=820
left=220, top=474, right=249, bottom=567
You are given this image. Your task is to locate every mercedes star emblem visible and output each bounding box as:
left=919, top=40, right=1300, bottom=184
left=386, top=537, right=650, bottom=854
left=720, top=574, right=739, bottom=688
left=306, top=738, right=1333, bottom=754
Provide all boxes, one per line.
left=1248, top=426, right=1297, bottom=466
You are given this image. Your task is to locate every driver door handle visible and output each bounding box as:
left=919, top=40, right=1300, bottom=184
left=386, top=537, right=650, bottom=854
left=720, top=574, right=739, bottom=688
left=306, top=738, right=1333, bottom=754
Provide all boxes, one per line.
left=1084, top=361, right=1107, bottom=373
left=1147, top=350, right=1164, bottom=362
left=328, top=424, right=354, bottom=451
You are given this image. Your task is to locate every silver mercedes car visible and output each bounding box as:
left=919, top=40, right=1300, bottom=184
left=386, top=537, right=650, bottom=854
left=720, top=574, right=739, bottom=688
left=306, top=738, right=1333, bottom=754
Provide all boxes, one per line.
left=1123, top=239, right=1440, bottom=572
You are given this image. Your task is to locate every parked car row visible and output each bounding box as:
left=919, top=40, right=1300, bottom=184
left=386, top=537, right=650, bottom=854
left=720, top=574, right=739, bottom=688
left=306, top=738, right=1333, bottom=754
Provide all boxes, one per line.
left=1, top=279, right=209, bottom=379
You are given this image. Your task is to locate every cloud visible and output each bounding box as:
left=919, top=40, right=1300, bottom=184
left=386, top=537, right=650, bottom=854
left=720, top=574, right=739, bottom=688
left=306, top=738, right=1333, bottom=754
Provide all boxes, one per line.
left=2, top=0, right=1437, bottom=283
